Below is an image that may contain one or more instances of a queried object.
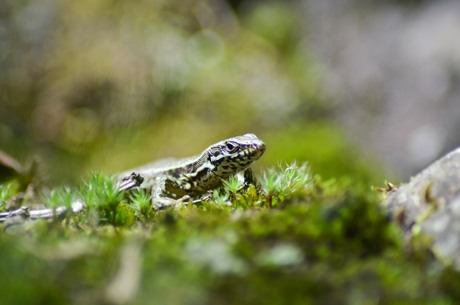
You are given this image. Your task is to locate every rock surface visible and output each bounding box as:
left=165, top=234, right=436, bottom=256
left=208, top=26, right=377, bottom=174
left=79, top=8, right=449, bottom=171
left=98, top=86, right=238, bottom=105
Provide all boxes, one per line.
left=384, top=147, right=460, bottom=266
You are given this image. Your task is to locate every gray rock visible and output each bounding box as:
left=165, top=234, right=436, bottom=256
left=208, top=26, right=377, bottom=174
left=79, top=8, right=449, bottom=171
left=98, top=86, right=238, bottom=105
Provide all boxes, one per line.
left=384, top=147, right=460, bottom=266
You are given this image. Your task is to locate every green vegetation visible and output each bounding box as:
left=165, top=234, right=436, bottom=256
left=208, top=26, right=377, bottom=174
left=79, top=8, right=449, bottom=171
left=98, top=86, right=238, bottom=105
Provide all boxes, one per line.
left=1, top=1, right=458, bottom=304
left=0, top=163, right=458, bottom=305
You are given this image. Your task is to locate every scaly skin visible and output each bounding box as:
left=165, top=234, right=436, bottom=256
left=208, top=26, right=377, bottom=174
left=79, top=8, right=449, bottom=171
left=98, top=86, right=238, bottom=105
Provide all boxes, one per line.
left=117, top=133, right=266, bottom=208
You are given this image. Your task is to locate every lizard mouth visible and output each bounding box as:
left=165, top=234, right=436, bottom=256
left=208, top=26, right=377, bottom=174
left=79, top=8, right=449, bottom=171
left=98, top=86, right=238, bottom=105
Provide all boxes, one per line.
left=249, top=140, right=266, bottom=160
left=234, top=140, right=265, bottom=169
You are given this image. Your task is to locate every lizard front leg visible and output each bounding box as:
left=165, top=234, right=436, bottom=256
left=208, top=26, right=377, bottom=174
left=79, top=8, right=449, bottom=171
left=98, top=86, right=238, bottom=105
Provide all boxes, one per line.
left=117, top=172, right=144, bottom=191
left=243, top=168, right=260, bottom=189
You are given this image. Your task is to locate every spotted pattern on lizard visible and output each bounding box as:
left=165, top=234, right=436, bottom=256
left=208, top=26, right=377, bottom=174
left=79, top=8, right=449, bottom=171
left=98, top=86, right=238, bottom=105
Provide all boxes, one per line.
left=117, top=133, right=266, bottom=208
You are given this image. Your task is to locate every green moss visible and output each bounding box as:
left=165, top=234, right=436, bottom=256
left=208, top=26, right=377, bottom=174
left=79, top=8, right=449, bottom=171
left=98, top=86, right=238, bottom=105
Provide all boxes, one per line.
left=0, top=165, right=457, bottom=305
left=44, top=187, right=76, bottom=209
left=80, top=172, right=125, bottom=226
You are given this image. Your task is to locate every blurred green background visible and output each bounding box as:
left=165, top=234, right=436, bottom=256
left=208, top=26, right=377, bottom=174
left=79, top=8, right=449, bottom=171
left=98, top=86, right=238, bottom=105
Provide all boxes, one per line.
left=4, top=2, right=460, bottom=305
left=1, top=0, right=390, bottom=185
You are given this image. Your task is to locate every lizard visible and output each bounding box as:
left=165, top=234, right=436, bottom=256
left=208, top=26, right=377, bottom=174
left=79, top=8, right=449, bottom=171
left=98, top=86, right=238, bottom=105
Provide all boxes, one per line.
left=0, top=134, right=265, bottom=222
left=116, top=133, right=266, bottom=209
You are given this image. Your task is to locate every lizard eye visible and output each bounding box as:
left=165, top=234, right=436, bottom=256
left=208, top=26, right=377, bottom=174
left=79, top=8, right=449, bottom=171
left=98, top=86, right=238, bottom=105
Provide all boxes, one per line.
left=225, top=142, right=237, bottom=152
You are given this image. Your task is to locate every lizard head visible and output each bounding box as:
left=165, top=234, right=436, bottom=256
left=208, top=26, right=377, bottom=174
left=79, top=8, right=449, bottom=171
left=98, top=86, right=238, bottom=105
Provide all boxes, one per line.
left=206, top=133, right=266, bottom=178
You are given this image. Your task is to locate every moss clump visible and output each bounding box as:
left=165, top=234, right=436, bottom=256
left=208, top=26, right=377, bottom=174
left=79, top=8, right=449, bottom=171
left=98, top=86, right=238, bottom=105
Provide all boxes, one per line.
left=0, top=164, right=457, bottom=305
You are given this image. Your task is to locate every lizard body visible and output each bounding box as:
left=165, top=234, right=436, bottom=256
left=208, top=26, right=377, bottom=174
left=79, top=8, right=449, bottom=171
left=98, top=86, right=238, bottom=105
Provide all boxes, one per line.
left=117, top=133, right=266, bottom=208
